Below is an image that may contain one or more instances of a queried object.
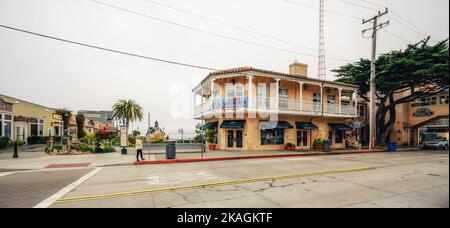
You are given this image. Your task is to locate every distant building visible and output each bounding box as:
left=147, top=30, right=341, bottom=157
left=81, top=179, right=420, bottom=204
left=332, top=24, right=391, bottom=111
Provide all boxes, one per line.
left=77, top=110, right=114, bottom=125
left=77, top=110, right=119, bottom=137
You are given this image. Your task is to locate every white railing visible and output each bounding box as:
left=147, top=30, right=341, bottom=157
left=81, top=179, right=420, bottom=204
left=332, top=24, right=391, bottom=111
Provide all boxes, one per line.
left=194, top=96, right=357, bottom=117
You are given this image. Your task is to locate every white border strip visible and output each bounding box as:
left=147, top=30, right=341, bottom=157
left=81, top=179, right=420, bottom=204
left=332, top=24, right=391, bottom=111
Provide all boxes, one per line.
left=34, top=168, right=103, bottom=208
left=0, top=172, right=13, bottom=177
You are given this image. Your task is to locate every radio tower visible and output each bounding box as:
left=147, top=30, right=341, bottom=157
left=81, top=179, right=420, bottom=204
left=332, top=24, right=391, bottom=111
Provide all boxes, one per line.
left=318, top=0, right=326, bottom=80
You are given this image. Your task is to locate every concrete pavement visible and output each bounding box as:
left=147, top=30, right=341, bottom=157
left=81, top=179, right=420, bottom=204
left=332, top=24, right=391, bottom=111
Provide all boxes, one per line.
left=48, top=151, right=448, bottom=208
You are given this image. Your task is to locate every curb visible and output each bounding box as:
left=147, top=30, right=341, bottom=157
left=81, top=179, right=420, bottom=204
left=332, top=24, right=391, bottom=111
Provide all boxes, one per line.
left=134, top=149, right=387, bottom=165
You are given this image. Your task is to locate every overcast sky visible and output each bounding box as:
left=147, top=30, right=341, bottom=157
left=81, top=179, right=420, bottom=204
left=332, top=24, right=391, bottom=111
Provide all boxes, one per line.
left=0, top=0, right=448, bottom=138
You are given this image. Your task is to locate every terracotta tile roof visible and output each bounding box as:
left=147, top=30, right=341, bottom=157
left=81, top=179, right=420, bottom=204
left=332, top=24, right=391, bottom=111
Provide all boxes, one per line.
left=204, top=67, right=358, bottom=88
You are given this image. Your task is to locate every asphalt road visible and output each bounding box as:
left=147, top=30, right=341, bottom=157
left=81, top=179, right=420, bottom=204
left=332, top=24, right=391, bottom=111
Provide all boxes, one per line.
left=0, top=169, right=92, bottom=208
left=50, top=151, right=449, bottom=208
left=0, top=151, right=448, bottom=208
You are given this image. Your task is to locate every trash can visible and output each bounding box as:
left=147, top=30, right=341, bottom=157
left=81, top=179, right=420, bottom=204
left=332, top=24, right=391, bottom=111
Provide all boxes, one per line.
left=166, top=141, right=176, bottom=159
left=323, top=140, right=332, bottom=152
left=387, top=142, right=397, bottom=152
left=121, top=147, right=127, bottom=155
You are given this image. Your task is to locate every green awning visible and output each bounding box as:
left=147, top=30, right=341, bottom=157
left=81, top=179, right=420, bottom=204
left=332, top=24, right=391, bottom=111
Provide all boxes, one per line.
left=220, top=120, right=246, bottom=129
left=328, top=123, right=353, bottom=131
left=296, top=122, right=318, bottom=130
left=260, top=121, right=294, bottom=130
left=201, top=122, right=218, bottom=130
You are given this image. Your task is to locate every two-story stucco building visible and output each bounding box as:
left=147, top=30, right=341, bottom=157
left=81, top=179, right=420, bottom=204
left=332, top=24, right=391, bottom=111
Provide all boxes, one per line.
left=193, top=61, right=359, bottom=151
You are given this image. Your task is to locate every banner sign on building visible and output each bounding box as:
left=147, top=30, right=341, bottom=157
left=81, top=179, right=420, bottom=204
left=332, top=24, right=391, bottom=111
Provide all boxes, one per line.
left=53, top=114, right=63, bottom=121
left=0, top=99, right=13, bottom=112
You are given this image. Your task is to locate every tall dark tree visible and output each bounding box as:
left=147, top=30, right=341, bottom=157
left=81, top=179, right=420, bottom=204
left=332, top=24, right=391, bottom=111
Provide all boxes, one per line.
left=333, top=38, right=449, bottom=145
left=75, top=113, right=86, bottom=139
left=55, top=109, right=72, bottom=134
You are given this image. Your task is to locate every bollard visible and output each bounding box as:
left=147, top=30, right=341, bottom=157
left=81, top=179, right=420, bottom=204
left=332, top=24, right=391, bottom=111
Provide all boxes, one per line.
left=13, top=141, right=19, bottom=159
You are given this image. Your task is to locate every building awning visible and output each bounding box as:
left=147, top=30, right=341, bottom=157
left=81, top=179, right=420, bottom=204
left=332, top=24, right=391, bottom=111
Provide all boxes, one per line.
left=260, top=121, right=294, bottom=130
left=220, top=120, right=246, bottom=129
left=201, top=121, right=218, bottom=130
left=296, top=122, right=318, bottom=130
left=328, top=123, right=353, bottom=131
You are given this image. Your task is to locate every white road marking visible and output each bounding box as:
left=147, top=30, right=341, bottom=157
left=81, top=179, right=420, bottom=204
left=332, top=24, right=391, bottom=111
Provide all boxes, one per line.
left=0, top=172, right=13, bottom=177
left=146, top=171, right=222, bottom=186
left=34, top=168, right=103, bottom=208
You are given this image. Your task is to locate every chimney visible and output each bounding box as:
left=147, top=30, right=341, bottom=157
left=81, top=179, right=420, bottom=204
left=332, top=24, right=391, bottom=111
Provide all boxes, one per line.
left=289, top=60, right=308, bottom=78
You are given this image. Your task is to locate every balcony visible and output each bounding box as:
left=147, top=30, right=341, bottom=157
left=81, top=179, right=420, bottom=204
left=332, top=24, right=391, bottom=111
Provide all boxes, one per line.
left=194, top=96, right=357, bottom=118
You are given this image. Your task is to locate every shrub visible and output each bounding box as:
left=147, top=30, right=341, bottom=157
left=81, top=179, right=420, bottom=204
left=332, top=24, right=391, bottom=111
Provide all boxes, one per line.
left=286, top=143, right=296, bottom=147
left=27, top=136, right=63, bottom=145
left=110, top=136, right=120, bottom=146
left=0, top=137, right=10, bottom=149
left=313, top=138, right=324, bottom=146
left=80, top=144, right=95, bottom=152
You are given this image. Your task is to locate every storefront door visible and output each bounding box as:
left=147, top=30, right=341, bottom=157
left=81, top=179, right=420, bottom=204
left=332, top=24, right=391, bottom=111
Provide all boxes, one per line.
left=227, top=130, right=243, bottom=149
left=297, top=130, right=309, bottom=148
left=15, top=125, right=27, bottom=142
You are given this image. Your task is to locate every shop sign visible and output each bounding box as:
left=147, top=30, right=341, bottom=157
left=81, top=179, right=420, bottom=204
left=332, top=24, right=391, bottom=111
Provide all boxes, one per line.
left=0, top=99, right=13, bottom=112
left=413, top=108, right=434, bottom=117
left=53, top=114, right=63, bottom=121
left=28, top=118, right=38, bottom=124
left=52, top=122, right=61, bottom=127
left=14, top=116, right=27, bottom=122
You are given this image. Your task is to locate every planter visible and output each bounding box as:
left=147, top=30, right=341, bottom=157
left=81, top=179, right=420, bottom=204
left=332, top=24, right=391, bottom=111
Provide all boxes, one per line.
left=208, top=144, right=217, bottom=150
left=285, top=146, right=296, bottom=151
left=312, top=145, right=324, bottom=150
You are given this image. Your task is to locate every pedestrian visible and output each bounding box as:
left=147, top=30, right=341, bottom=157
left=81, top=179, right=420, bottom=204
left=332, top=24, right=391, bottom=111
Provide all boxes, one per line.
left=136, top=136, right=145, bottom=162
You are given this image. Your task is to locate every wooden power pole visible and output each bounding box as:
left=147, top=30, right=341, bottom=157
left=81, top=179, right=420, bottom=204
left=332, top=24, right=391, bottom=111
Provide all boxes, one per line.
left=362, top=8, right=389, bottom=150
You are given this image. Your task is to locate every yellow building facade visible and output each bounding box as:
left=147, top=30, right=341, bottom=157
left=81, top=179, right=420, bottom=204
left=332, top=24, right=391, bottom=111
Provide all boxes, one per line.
left=0, top=94, right=64, bottom=143
left=193, top=62, right=360, bottom=151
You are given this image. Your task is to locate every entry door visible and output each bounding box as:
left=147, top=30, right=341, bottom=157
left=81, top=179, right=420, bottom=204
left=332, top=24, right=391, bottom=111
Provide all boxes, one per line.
left=297, top=130, right=309, bottom=147
left=227, top=130, right=234, bottom=148
left=16, top=126, right=26, bottom=142
left=227, top=130, right=243, bottom=149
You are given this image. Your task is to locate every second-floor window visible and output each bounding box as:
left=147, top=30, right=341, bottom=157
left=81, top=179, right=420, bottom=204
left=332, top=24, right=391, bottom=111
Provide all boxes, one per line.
left=358, top=104, right=366, bottom=117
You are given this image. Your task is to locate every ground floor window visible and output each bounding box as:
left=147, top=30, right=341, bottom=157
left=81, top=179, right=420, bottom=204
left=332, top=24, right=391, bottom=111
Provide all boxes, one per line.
left=2, top=114, right=13, bottom=138
left=261, top=129, right=284, bottom=145
left=30, top=124, right=39, bottom=136
left=39, top=120, right=44, bottom=136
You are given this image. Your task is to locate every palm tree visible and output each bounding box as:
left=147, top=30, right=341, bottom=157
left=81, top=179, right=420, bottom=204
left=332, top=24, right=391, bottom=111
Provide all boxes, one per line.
left=112, top=99, right=144, bottom=146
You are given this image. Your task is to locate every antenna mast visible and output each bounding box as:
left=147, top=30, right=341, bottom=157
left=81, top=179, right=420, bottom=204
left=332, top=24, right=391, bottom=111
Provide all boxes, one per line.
left=318, top=0, right=326, bottom=80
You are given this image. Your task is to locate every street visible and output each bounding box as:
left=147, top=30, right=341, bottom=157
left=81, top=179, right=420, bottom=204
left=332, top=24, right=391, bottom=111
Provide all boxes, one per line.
left=0, top=151, right=447, bottom=208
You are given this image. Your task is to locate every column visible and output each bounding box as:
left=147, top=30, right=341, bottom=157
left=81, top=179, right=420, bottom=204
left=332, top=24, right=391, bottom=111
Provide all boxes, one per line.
left=248, top=74, right=253, bottom=109
left=338, top=88, right=342, bottom=114
left=299, top=82, right=304, bottom=111
left=320, top=84, right=324, bottom=112
left=354, top=90, right=358, bottom=116
left=210, top=79, right=215, bottom=109
left=276, top=79, right=280, bottom=110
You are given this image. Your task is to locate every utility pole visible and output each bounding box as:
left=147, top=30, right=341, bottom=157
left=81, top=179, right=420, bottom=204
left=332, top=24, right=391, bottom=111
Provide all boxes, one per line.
left=362, top=8, right=389, bottom=150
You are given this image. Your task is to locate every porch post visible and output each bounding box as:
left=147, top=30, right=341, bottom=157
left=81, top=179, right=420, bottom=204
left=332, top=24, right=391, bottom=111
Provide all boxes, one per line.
left=320, top=84, right=324, bottom=113
left=338, top=88, right=342, bottom=114
left=276, top=79, right=280, bottom=110
left=299, top=82, right=304, bottom=111
left=354, top=90, right=358, bottom=116
left=210, top=79, right=215, bottom=109
left=248, top=74, right=253, bottom=109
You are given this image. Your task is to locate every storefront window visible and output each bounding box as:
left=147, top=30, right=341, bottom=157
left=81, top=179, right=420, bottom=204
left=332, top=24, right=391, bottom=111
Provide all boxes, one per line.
left=261, top=129, right=284, bottom=145
left=440, top=96, right=449, bottom=105
left=4, top=121, right=12, bottom=138
left=31, top=124, right=39, bottom=136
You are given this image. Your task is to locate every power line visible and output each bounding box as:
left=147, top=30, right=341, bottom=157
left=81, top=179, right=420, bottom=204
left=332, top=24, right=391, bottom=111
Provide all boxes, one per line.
left=334, top=0, right=379, bottom=12
left=282, top=0, right=411, bottom=44
left=356, top=0, right=430, bottom=38
left=145, top=0, right=316, bottom=52
left=0, top=24, right=219, bottom=71
left=282, top=0, right=362, bottom=20
left=91, top=0, right=353, bottom=62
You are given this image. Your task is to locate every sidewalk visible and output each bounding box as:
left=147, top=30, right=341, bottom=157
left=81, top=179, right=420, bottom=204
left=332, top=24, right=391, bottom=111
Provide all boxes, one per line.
left=0, top=146, right=422, bottom=171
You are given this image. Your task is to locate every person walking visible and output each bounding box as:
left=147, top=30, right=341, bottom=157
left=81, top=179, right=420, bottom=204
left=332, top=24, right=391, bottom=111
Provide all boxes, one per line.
left=136, top=136, right=145, bottom=162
